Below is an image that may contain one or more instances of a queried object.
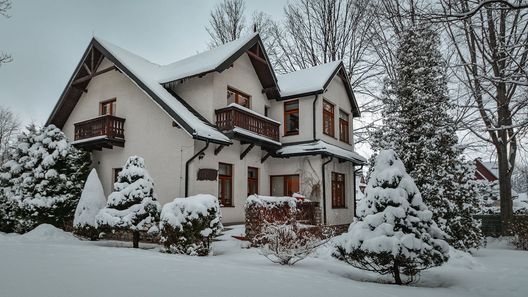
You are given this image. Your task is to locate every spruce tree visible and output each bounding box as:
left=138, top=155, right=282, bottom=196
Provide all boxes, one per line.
left=372, top=24, right=482, bottom=251
left=96, top=156, right=160, bottom=248
left=0, top=125, right=91, bottom=232
left=334, top=150, right=449, bottom=285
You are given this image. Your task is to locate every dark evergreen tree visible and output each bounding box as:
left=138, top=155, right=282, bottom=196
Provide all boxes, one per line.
left=0, top=125, right=91, bottom=232
left=372, top=24, right=482, bottom=251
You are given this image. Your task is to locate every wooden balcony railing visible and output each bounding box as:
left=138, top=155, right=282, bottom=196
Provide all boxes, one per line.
left=215, top=106, right=280, bottom=142
left=74, top=115, right=125, bottom=142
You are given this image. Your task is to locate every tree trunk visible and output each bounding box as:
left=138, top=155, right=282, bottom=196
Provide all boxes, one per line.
left=498, top=146, right=514, bottom=234
left=393, top=262, right=402, bottom=285
left=133, top=230, right=140, bottom=248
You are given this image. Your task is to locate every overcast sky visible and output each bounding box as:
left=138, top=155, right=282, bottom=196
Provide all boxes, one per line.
left=0, top=0, right=287, bottom=125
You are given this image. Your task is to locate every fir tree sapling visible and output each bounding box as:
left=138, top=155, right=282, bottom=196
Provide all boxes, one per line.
left=334, top=150, right=449, bottom=285
left=73, top=168, right=107, bottom=240
left=96, top=156, right=160, bottom=248
left=371, top=24, right=482, bottom=251
left=0, top=125, right=90, bottom=232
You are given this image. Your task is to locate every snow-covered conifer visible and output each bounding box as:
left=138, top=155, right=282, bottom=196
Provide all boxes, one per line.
left=73, top=168, right=106, bottom=240
left=0, top=124, right=90, bottom=232
left=334, top=150, right=450, bottom=285
left=372, top=24, right=482, bottom=250
left=96, top=156, right=160, bottom=248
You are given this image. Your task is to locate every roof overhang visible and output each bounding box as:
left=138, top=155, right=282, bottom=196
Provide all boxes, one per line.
left=275, top=140, right=366, bottom=165
left=161, top=35, right=280, bottom=100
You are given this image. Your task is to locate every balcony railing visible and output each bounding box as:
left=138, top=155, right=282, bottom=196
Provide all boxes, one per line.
left=215, top=105, right=280, bottom=142
left=73, top=115, right=125, bottom=148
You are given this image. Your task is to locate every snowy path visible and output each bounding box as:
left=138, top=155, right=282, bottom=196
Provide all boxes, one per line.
left=0, top=226, right=526, bottom=297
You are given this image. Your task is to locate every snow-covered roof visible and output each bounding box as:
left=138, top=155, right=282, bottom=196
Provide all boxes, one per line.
left=477, top=160, right=519, bottom=197
left=159, top=34, right=259, bottom=84
left=232, top=127, right=281, bottom=147
left=276, top=140, right=366, bottom=164
left=277, top=61, right=342, bottom=98
left=92, top=38, right=232, bottom=145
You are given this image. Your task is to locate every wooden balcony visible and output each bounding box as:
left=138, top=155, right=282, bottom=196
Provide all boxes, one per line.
left=215, top=105, right=280, bottom=146
left=73, top=115, right=125, bottom=150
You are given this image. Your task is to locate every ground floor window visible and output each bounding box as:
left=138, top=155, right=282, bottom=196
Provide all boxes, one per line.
left=248, top=167, right=259, bottom=196
left=112, top=168, right=122, bottom=183
left=332, top=172, right=346, bottom=208
left=218, top=163, right=233, bottom=207
left=270, top=174, right=299, bottom=197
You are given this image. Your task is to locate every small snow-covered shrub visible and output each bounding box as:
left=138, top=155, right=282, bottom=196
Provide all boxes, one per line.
left=509, top=217, right=528, bottom=250
left=160, top=194, right=222, bottom=256
left=96, top=156, right=160, bottom=248
left=334, top=150, right=450, bottom=285
left=245, top=195, right=298, bottom=244
left=257, top=220, right=327, bottom=265
left=73, top=169, right=106, bottom=240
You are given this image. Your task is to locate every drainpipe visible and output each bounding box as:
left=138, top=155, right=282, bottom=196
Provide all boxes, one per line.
left=312, top=94, right=319, bottom=140
left=353, top=164, right=364, bottom=218
left=321, top=156, right=333, bottom=225
left=185, top=140, right=209, bottom=197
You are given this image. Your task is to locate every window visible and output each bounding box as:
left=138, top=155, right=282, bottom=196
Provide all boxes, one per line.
left=284, top=100, right=299, bottom=136
left=323, top=100, right=335, bottom=137
left=332, top=172, right=346, bottom=208
left=248, top=167, right=259, bottom=196
left=339, top=110, right=350, bottom=144
left=270, top=175, right=299, bottom=196
left=218, top=163, right=233, bottom=207
left=227, top=87, right=250, bottom=108
left=100, top=98, right=116, bottom=116
left=112, top=168, right=122, bottom=183
left=265, top=106, right=270, bottom=117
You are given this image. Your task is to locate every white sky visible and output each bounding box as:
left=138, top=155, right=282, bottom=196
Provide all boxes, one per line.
left=0, top=0, right=287, bottom=125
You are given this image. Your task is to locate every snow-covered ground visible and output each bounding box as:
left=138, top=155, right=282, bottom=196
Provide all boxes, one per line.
left=0, top=224, right=526, bottom=297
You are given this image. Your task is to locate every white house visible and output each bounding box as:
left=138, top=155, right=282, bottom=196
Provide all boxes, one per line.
left=47, top=33, right=366, bottom=226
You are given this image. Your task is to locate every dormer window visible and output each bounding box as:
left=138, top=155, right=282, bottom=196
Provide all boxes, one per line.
left=100, top=98, right=116, bottom=116
left=227, top=87, right=250, bottom=108
left=284, top=100, right=299, bottom=136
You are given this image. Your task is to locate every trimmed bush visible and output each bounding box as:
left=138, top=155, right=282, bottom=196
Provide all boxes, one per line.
left=73, top=169, right=106, bottom=240
left=160, top=194, right=222, bottom=256
left=509, top=217, right=528, bottom=250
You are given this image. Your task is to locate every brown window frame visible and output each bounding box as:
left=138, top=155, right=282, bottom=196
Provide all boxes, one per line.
left=323, top=100, right=335, bottom=137
left=339, top=109, right=350, bottom=144
left=269, top=174, right=300, bottom=197
left=112, top=167, right=122, bottom=184
left=100, top=98, right=116, bottom=116
left=247, top=167, right=259, bottom=196
left=218, top=163, right=234, bottom=207
left=284, top=100, right=300, bottom=136
left=331, top=172, right=346, bottom=208
left=227, top=87, right=251, bottom=108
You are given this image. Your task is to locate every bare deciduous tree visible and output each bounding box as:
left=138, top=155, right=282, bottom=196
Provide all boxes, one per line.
left=0, top=106, right=20, bottom=164
left=0, top=0, right=12, bottom=66
left=439, top=0, right=528, bottom=230
left=206, top=0, right=246, bottom=48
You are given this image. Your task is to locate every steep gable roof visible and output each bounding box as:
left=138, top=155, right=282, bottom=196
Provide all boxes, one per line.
left=277, top=61, right=360, bottom=117
left=47, top=38, right=231, bottom=145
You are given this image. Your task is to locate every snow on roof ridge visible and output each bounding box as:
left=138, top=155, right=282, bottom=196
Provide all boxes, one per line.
left=159, top=33, right=259, bottom=83
left=277, top=60, right=343, bottom=97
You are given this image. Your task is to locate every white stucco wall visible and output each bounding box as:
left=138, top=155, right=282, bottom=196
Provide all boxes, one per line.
left=62, top=58, right=195, bottom=206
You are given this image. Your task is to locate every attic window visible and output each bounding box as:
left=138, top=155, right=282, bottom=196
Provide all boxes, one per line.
left=100, top=98, right=116, bottom=116
left=227, top=87, right=250, bottom=108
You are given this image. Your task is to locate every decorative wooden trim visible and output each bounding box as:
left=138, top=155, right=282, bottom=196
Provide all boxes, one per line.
left=240, top=144, right=255, bottom=160
left=261, top=152, right=271, bottom=163
left=214, top=145, right=225, bottom=155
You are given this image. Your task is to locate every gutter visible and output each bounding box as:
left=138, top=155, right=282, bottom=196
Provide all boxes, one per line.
left=185, top=140, right=210, bottom=197
left=321, top=156, right=333, bottom=225
left=312, top=94, right=319, bottom=140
